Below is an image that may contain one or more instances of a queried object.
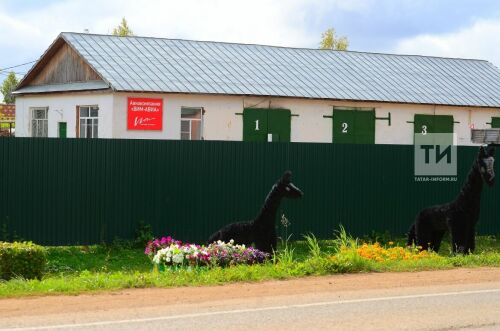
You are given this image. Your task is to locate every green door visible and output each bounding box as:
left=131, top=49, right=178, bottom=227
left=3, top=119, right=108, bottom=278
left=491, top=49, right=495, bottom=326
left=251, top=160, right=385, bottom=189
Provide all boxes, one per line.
left=355, top=111, right=376, bottom=144
left=332, top=111, right=355, bottom=144
left=491, top=117, right=500, bottom=128
left=414, top=115, right=435, bottom=135
left=58, top=122, right=67, bottom=138
left=243, top=108, right=291, bottom=142
left=267, top=109, right=291, bottom=142
left=243, top=109, right=268, bottom=141
left=414, top=115, right=453, bottom=134
left=414, top=114, right=453, bottom=144
left=434, top=115, right=453, bottom=133
left=332, top=110, right=375, bottom=144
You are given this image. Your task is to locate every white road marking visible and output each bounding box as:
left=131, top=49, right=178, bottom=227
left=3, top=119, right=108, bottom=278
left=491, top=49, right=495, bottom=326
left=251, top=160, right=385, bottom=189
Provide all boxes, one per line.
left=2, top=288, right=500, bottom=330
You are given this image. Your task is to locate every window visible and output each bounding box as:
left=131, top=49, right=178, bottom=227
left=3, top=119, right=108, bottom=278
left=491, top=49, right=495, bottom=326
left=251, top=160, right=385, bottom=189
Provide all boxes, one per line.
left=31, top=108, right=48, bottom=137
left=79, top=106, right=98, bottom=138
left=180, top=107, right=203, bottom=140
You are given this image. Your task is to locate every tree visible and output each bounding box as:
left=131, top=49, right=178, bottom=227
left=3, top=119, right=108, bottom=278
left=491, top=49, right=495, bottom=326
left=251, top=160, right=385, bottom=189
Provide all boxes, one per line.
left=1, top=72, right=19, bottom=104
left=112, top=17, right=133, bottom=37
left=319, top=28, right=349, bottom=51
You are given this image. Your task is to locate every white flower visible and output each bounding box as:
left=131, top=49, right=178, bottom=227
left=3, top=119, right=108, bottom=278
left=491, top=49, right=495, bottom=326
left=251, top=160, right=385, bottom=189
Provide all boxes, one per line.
left=153, top=255, right=160, bottom=264
left=172, top=253, right=184, bottom=264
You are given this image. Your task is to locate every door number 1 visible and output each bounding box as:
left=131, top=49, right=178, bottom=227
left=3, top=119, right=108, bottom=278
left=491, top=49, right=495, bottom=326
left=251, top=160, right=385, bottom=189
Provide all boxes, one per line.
left=255, top=120, right=260, bottom=131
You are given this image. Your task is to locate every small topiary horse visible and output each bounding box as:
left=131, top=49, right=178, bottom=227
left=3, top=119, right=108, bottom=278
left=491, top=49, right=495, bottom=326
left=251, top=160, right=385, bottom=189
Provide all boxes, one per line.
left=407, top=145, right=495, bottom=253
left=207, top=171, right=303, bottom=254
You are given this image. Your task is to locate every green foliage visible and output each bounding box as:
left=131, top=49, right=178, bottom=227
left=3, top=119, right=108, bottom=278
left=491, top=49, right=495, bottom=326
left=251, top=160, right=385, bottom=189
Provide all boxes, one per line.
left=105, top=221, right=154, bottom=250
left=1, top=223, right=8, bottom=242
left=273, top=235, right=295, bottom=265
left=134, top=220, right=154, bottom=248
left=1, top=219, right=22, bottom=242
left=362, top=230, right=394, bottom=245
left=0, top=234, right=499, bottom=297
left=303, top=233, right=322, bottom=258
left=112, top=17, right=133, bottom=37
left=1, top=72, right=18, bottom=104
left=332, top=224, right=359, bottom=251
left=0, top=241, right=46, bottom=280
left=319, top=27, right=349, bottom=51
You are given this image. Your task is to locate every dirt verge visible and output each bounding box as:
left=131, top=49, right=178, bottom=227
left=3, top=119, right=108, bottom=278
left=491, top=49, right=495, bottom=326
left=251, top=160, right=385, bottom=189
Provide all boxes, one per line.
left=1, top=267, right=499, bottom=318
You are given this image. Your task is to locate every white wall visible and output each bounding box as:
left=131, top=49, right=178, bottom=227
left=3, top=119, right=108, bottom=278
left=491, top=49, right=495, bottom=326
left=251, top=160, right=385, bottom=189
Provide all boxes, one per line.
left=15, top=92, right=113, bottom=138
left=16, top=91, right=500, bottom=145
left=373, top=103, right=500, bottom=145
left=112, top=93, right=244, bottom=140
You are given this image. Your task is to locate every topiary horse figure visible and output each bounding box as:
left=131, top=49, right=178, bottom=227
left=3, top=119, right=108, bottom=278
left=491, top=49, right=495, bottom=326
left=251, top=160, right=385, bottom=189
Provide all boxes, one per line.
left=407, top=145, right=495, bottom=254
left=207, top=170, right=303, bottom=254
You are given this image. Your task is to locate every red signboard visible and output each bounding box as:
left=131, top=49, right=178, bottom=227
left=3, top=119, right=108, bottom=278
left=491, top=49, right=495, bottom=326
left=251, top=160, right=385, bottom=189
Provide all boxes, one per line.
left=127, top=98, right=163, bottom=130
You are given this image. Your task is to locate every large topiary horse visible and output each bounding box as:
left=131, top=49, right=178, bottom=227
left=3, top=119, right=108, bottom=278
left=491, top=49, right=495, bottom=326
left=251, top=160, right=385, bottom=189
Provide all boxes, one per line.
left=207, top=171, right=303, bottom=254
left=407, top=145, right=495, bottom=253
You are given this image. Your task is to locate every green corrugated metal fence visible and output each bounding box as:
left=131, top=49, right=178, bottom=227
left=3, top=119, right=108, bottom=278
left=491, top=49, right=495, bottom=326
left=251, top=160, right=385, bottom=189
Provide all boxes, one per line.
left=0, top=138, right=498, bottom=245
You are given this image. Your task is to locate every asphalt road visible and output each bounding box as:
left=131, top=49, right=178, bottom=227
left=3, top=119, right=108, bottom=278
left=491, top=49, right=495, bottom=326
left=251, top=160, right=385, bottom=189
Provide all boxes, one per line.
left=1, top=268, right=499, bottom=331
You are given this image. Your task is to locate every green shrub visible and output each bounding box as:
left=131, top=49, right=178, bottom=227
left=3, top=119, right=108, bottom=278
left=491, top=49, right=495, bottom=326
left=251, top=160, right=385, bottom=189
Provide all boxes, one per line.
left=0, top=241, right=47, bottom=280
left=134, top=221, right=154, bottom=248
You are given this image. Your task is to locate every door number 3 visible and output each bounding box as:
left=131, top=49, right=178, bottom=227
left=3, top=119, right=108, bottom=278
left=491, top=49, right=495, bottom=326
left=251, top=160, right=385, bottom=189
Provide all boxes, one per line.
left=421, top=125, right=427, bottom=135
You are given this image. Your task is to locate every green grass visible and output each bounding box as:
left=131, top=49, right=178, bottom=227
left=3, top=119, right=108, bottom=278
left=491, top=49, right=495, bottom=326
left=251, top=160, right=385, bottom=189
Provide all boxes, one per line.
left=0, top=234, right=499, bottom=298
left=45, top=245, right=150, bottom=274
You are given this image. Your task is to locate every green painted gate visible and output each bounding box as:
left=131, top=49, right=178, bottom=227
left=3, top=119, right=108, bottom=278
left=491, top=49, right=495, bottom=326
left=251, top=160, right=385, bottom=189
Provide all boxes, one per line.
left=243, top=108, right=291, bottom=142
left=414, top=115, right=454, bottom=134
left=332, top=109, right=375, bottom=144
left=491, top=117, right=500, bottom=128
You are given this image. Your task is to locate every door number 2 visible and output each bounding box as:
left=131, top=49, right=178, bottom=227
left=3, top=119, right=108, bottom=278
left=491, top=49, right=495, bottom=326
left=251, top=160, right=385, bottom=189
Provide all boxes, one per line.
left=341, top=122, right=348, bottom=133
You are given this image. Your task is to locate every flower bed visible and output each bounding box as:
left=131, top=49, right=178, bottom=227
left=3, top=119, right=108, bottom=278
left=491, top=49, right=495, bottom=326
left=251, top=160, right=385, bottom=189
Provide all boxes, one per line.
left=355, top=242, right=434, bottom=262
left=145, top=236, right=269, bottom=270
left=206, top=240, right=268, bottom=267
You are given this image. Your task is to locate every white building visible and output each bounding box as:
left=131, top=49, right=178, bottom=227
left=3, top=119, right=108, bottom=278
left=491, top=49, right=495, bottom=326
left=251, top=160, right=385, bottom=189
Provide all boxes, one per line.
left=14, top=33, right=500, bottom=145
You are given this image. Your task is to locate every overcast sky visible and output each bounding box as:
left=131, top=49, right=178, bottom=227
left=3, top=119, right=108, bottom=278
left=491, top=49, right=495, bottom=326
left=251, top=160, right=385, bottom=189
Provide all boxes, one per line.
left=1, top=0, right=500, bottom=81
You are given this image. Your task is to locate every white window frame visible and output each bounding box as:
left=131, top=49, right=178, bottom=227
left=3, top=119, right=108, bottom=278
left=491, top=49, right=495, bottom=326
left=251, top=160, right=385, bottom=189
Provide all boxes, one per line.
left=31, top=107, right=48, bottom=137
left=79, top=105, right=99, bottom=138
left=180, top=107, right=203, bottom=140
